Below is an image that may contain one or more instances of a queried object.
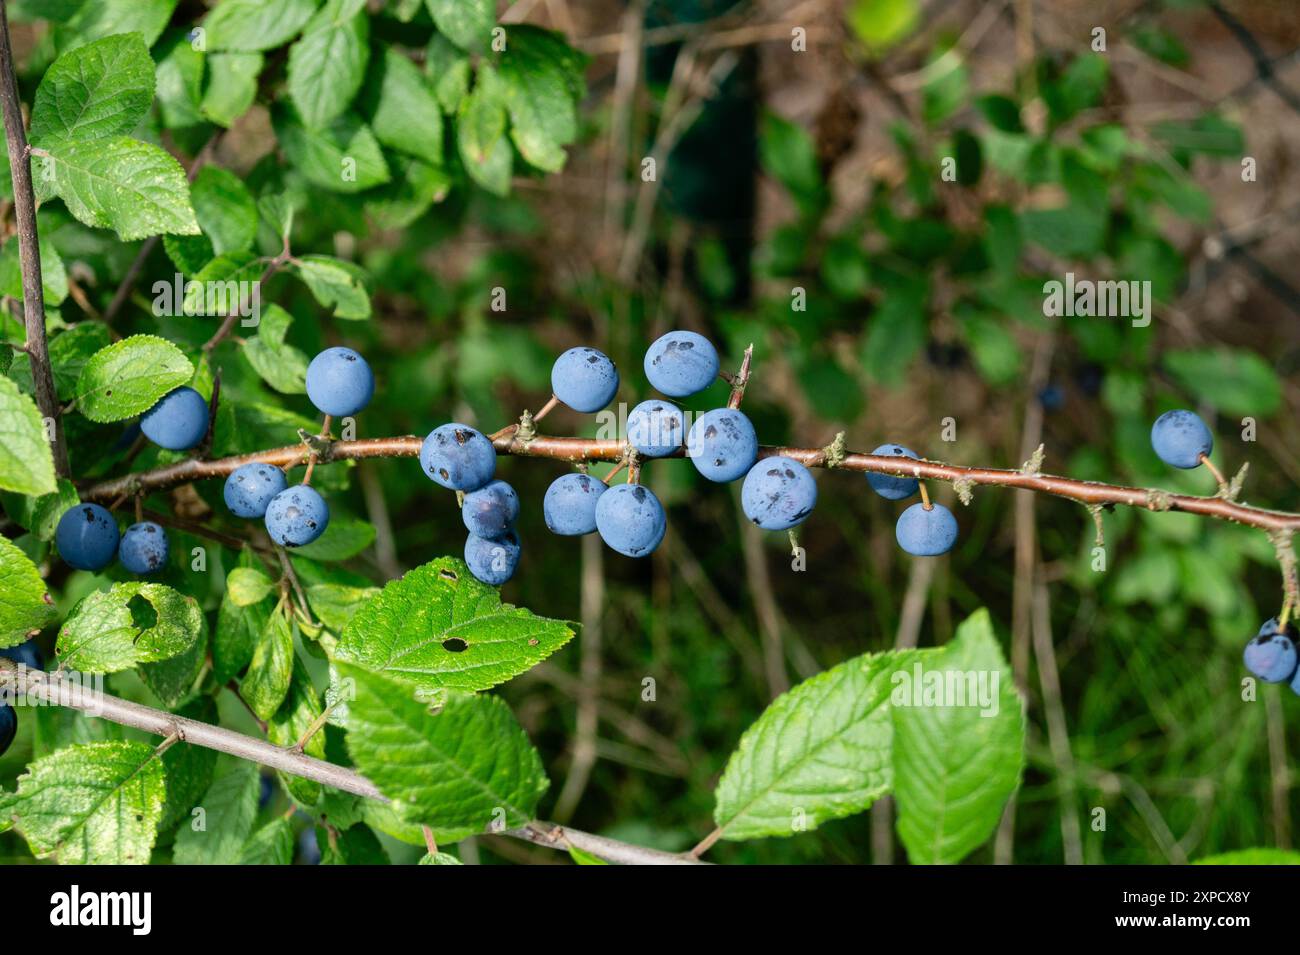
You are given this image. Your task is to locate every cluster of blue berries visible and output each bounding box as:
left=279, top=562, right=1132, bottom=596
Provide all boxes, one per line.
left=864, top=444, right=959, bottom=556
left=1242, top=617, right=1300, bottom=696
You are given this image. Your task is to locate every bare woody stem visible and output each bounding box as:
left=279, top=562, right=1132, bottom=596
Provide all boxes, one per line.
left=0, top=0, right=67, bottom=476
left=79, top=433, right=1300, bottom=532
left=0, top=662, right=707, bottom=866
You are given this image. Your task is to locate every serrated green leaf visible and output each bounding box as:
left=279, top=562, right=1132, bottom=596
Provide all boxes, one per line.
left=0, top=375, right=57, bottom=496
left=305, top=582, right=377, bottom=632
left=227, top=567, right=276, bottom=606
left=201, top=51, right=263, bottom=127
left=713, top=648, right=920, bottom=841
left=498, top=27, right=584, bottom=173
left=213, top=552, right=272, bottom=684
left=242, top=304, right=309, bottom=394
left=365, top=157, right=451, bottom=229
left=173, top=762, right=260, bottom=864
left=293, top=515, right=374, bottom=560
left=191, top=166, right=259, bottom=255
left=139, top=614, right=208, bottom=708
left=291, top=254, right=372, bottom=320
left=154, top=29, right=205, bottom=129
left=893, top=609, right=1025, bottom=864
left=30, top=33, right=155, bottom=148
left=57, top=0, right=178, bottom=51
left=0, top=740, right=165, bottom=864
left=419, top=850, right=463, bottom=865
left=74, top=333, right=193, bottom=422
left=242, top=609, right=294, bottom=721
left=340, top=664, right=549, bottom=834
left=425, top=0, right=494, bottom=52
left=57, top=581, right=204, bottom=673
left=457, top=74, right=512, bottom=196
left=288, top=0, right=369, bottom=129
left=237, top=817, right=294, bottom=864
left=274, top=110, right=391, bottom=193
left=363, top=47, right=443, bottom=165
left=336, top=557, right=575, bottom=692
left=204, top=0, right=320, bottom=52
left=0, top=535, right=57, bottom=648
left=181, top=251, right=262, bottom=316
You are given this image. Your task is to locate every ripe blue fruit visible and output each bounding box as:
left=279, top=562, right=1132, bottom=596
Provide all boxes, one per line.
left=420, top=423, right=496, bottom=491
left=551, top=346, right=619, bottom=413
left=543, top=473, right=606, bottom=535
left=643, top=330, right=720, bottom=397
left=685, top=408, right=757, bottom=483
left=462, top=480, right=519, bottom=538
left=305, top=346, right=374, bottom=417
left=741, top=457, right=817, bottom=530
left=56, top=503, right=119, bottom=571
left=866, top=444, right=920, bottom=500
left=224, top=462, right=288, bottom=518
left=627, top=400, right=685, bottom=458
left=895, top=503, right=958, bottom=556
left=141, top=386, right=209, bottom=450
left=0, top=704, right=14, bottom=758
left=465, top=530, right=521, bottom=585
left=0, top=639, right=43, bottom=671
left=119, top=521, right=169, bottom=575
left=1151, top=409, right=1213, bottom=470
left=1243, top=618, right=1298, bottom=684
left=264, top=485, right=330, bottom=547
left=595, top=483, right=666, bottom=557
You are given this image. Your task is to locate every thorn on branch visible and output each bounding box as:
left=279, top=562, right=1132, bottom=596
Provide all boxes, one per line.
left=725, top=343, right=754, bottom=410
left=1087, top=503, right=1105, bottom=547
left=1225, top=462, right=1249, bottom=502
left=1020, top=444, right=1045, bottom=475
left=820, top=431, right=847, bottom=468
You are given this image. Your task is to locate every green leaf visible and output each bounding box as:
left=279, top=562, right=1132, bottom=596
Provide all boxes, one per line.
left=243, top=305, right=309, bottom=394
left=340, top=664, right=550, bottom=834
left=293, top=515, right=374, bottom=560
left=713, top=648, right=917, bottom=840
left=0, top=535, right=57, bottom=648
left=154, top=29, right=205, bottom=129
left=0, top=477, right=79, bottom=542
left=204, top=0, right=320, bottom=52
left=241, top=609, right=294, bottom=721
left=191, top=166, right=259, bottom=255
left=74, top=333, right=194, bottom=422
left=181, top=252, right=262, bottom=316
left=237, top=817, right=294, bottom=864
left=173, top=763, right=260, bottom=865
left=0, top=741, right=165, bottom=864
left=274, top=110, right=391, bottom=193
left=1165, top=348, right=1281, bottom=418
left=1195, top=849, right=1300, bottom=865
left=30, top=33, right=155, bottom=148
left=457, top=65, right=512, bottom=196
left=267, top=658, right=326, bottom=804
left=201, top=52, right=264, bottom=127
left=862, top=283, right=927, bottom=385
left=976, top=94, right=1023, bottom=133
left=425, top=0, right=495, bottom=52
left=0, top=236, right=69, bottom=305
left=47, top=321, right=111, bottom=399
left=427, top=35, right=470, bottom=113
left=336, top=557, right=575, bottom=692
left=227, top=567, right=276, bottom=607
left=37, top=137, right=200, bottom=240
left=138, top=613, right=208, bottom=707
left=363, top=47, right=443, bottom=165
left=213, top=552, right=272, bottom=684
left=290, top=255, right=372, bottom=319
left=319, top=823, right=390, bottom=864
left=419, top=850, right=463, bottom=865
left=158, top=697, right=218, bottom=832
left=58, top=0, right=178, bottom=50
left=57, top=581, right=204, bottom=673
left=498, top=27, right=584, bottom=173
left=287, top=0, right=369, bottom=129
left=846, top=0, right=918, bottom=51
left=892, top=609, right=1025, bottom=864
left=0, top=375, right=57, bottom=496
left=759, top=112, right=823, bottom=214
left=305, top=582, right=378, bottom=632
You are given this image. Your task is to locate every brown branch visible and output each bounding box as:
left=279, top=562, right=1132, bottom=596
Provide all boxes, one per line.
left=0, top=0, right=67, bottom=476
left=201, top=241, right=292, bottom=352
left=79, top=433, right=1300, bottom=532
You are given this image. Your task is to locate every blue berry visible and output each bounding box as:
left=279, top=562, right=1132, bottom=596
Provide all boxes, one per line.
left=119, top=521, right=169, bottom=575
left=141, top=386, right=209, bottom=450
left=298, top=827, right=321, bottom=866
left=595, top=483, right=666, bottom=557
left=305, top=346, right=374, bottom=417
left=462, top=480, right=519, bottom=538
left=56, top=503, right=119, bottom=571
left=465, top=530, right=521, bottom=585
left=627, top=400, right=685, bottom=458
left=1037, top=384, right=1065, bottom=411
left=643, top=331, right=720, bottom=397
left=1244, top=618, right=1298, bottom=684
left=685, top=408, right=757, bottom=483
left=224, top=463, right=288, bottom=518
left=0, top=704, right=14, bottom=758
left=741, top=457, right=817, bottom=530
left=1151, top=409, right=1213, bottom=470
left=0, top=639, right=43, bottom=671
left=259, top=774, right=274, bottom=809
left=866, top=444, right=921, bottom=500
left=551, top=347, right=619, bottom=413
left=420, top=423, right=496, bottom=491
left=543, top=473, right=606, bottom=535
left=895, top=503, right=958, bottom=556
left=264, top=485, right=330, bottom=547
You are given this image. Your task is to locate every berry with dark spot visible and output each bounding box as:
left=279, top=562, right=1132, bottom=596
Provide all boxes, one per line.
left=551, top=346, right=619, bottom=413
left=305, top=346, right=374, bottom=417
left=55, top=503, right=119, bottom=571
left=895, top=503, right=958, bottom=556
left=643, top=330, right=720, bottom=397
left=461, top=480, right=519, bottom=538
left=119, top=521, right=170, bottom=575
left=264, top=485, right=330, bottom=547
left=1151, top=409, right=1213, bottom=470
left=543, top=473, right=606, bottom=535
left=224, top=462, right=288, bottom=518
left=465, top=529, right=521, bottom=585
left=741, top=457, right=817, bottom=530
left=866, top=444, right=920, bottom=501
left=141, top=386, right=209, bottom=450
left=685, top=408, right=757, bottom=483
left=420, top=423, right=496, bottom=491
left=595, top=483, right=666, bottom=557
left=1244, top=618, right=1299, bottom=684
left=627, top=400, right=685, bottom=458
